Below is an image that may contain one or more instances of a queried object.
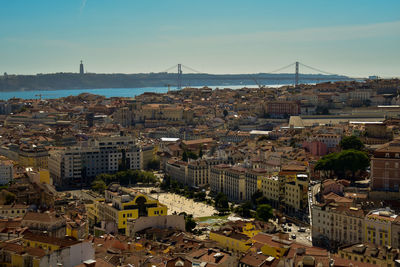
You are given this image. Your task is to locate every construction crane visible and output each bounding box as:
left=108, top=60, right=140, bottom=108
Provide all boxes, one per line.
left=252, top=77, right=266, bottom=89
left=35, top=93, right=57, bottom=100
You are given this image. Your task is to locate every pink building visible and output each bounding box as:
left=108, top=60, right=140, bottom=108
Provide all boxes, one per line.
left=322, top=179, right=345, bottom=196
left=302, top=141, right=328, bottom=156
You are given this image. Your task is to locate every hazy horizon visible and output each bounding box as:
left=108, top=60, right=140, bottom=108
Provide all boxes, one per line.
left=1, top=0, right=399, bottom=77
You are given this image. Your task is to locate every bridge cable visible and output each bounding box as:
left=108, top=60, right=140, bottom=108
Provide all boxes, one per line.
left=181, top=64, right=204, bottom=74
left=162, top=64, right=178, bottom=73
left=263, top=62, right=296, bottom=74
left=298, top=62, right=338, bottom=76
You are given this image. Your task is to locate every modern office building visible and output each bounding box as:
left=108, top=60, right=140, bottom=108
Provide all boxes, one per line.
left=49, top=136, right=145, bottom=188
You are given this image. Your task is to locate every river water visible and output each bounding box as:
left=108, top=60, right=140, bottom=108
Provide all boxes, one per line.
left=0, top=83, right=308, bottom=100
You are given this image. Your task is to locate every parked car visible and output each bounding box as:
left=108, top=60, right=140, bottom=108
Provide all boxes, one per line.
left=291, top=234, right=296, bottom=239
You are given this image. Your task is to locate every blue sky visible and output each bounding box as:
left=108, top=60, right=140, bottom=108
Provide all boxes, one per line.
left=0, top=0, right=399, bottom=77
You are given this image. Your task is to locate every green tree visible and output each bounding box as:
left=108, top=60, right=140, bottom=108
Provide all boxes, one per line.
left=147, top=158, right=160, bottom=170
left=199, top=147, right=203, bottom=158
left=4, top=191, right=16, bottom=205
left=91, top=179, right=107, bottom=194
left=187, top=151, right=198, bottom=160
left=184, top=214, right=197, bottom=232
left=336, top=149, right=370, bottom=178
left=256, top=196, right=269, bottom=206
left=194, top=191, right=206, bottom=202
left=95, top=170, right=157, bottom=187
left=214, top=192, right=229, bottom=212
left=316, top=106, right=330, bottom=115
left=161, top=175, right=171, bottom=190
left=340, top=135, right=365, bottom=151
left=182, top=150, right=188, bottom=161
left=315, top=149, right=369, bottom=179
left=251, top=190, right=263, bottom=206
left=235, top=201, right=252, bottom=218
left=256, top=204, right=274, bottom=222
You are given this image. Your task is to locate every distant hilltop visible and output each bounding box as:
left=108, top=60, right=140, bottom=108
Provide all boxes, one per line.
left=0, top=72, right=351, bottom=92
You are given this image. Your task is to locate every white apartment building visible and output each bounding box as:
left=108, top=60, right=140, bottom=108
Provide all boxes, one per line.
left=210, top=164, right=230, bottom=194
left=210, top=164, right=247, bottom=202
left=312, top=203, right=365, bottom=248
left=223, top=166, right=246, bottom=202
left=167, top=158, right=232, bottom=188
left=49, top=136, right=142, bottom=188
left=348, top=89, right=373, bottom=102
left=165, top=160, right=188, bottom=185
left=187, top=160, right=208, bottom=187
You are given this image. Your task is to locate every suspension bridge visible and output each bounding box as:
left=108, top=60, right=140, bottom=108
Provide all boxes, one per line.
left=161, top=61, right=358, bottom=89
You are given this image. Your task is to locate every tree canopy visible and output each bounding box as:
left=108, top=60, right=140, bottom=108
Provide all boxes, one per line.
left=251, top=190, right=263, bottom=206
left=91, top=179, right=107, bottom=194
left=95, top=169, right=157, bottom=186
left=147, top=158, right=160, bottom=170
left=315, top=149, right=369, bottom=179
left=340, top=135, right=365, bottom=151
left=180, top=213, right=197, bottom=232
left=214, top=192, right=229, bottom=212
left=234, top=201, right=252, bottom=218
left=256, top=204, right=274, bottom=222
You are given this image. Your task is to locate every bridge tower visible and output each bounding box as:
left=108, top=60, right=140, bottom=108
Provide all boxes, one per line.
left=177, top=64, right=182, bottom=89
left=295, top=61, right=299, bottom=86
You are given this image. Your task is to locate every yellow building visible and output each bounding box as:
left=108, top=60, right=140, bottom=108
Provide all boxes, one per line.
left=283, top=174, right=309, bottom=213
left=140, top=145, right=154, bottom=170
left=209, top=221, right=265, bottom=253
left=0, top=242, right=44, bottom=267
left=261, top=172, right=308, bottom=212
left=141, top=104, right=184, bottom=121
left=209, top=230, right=252, bottom=253
left=95, top=184, right=167, bottom=234
left=241, top=222, right=263, bottom=238
left=261, top=176, right=280, bottom=208
left=245, top=169, right=268, bottom=201
left=251, top=233, right=290, bottom=259
left=18, top=146, right=48, bottom=169
left=364, top=208, right=396, bottom=247
left=26, top=169, right=51, bottom=185
left=66, top=220, right=88, bottom=240
left=23, top=234, right=66, bottom=252
left=0, top=234, right=94, bottom=267
left=38, top=169, right=50, bottom=184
